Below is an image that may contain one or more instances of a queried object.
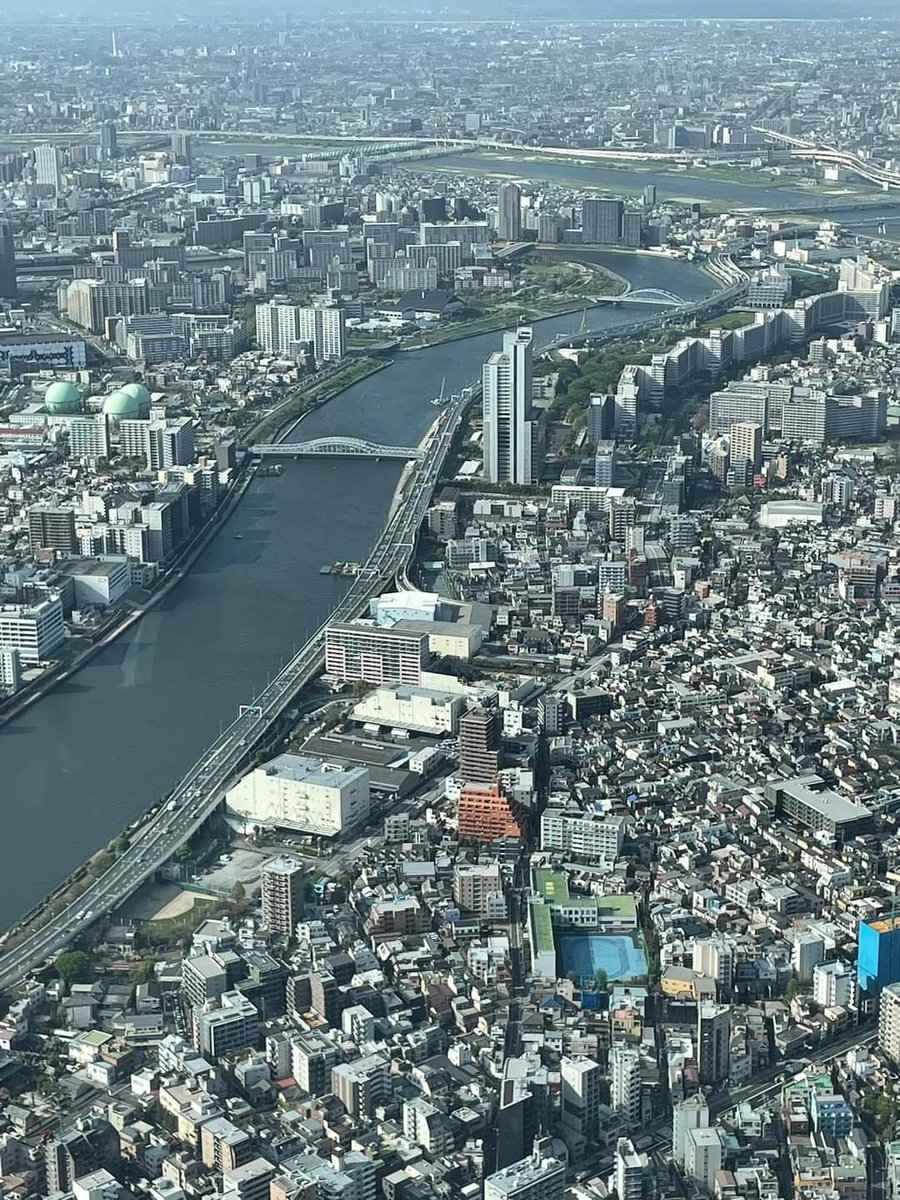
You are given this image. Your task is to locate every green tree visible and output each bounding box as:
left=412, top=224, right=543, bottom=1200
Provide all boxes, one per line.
left=784, top=978, right=799, bottom=1003
left=130, top=959, right=155, bottom=986
left=54, top=950, right=94, bottom=984
left=594, top=968, right=608, bottom=989
left=231, top=881, right=246, bottom=903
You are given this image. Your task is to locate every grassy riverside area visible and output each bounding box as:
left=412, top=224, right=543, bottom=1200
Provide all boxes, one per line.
left=239, top=357, right=387, bottom=446
left=403, top=252, right=628, bottom=349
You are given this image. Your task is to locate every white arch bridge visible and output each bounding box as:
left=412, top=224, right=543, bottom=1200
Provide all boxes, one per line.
left=251, top=437, right=425, bottom=460
left=591, top=288, right=690, bottom=307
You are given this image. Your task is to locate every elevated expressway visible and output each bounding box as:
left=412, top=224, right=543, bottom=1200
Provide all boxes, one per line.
left=0, top=389, right=465, bottom=994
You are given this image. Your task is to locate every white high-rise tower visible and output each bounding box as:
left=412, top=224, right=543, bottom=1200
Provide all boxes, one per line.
left=482, top=326, right=539, bottom=486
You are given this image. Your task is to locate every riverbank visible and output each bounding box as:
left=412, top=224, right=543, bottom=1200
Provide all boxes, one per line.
left=240, top=357, right=388, bottom=445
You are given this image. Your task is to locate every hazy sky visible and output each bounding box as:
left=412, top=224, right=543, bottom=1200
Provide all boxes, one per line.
left=4, top=0, right=899, bottom=21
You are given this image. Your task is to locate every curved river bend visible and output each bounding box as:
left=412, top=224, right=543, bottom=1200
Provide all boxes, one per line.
left=1, top=252, right=712, bottom=929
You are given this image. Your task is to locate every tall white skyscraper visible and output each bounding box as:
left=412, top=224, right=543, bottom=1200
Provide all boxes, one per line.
left=35, top=144, right=63, bottom=192
left=672, top=1094, right=709, bottom=1167
left=482, top=326, right=540, bottom=486
left=497, top=182, right=522, bottom=241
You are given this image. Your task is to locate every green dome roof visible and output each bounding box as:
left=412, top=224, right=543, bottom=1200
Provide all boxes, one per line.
left=102, top=389, right=143, bottom=419
left=44, top=380, right=84, bottom=414
left=120, top=382, right=151, bottom=413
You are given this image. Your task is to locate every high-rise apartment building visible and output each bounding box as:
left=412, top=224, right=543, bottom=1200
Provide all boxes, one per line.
left=729, top=422, right=762, bottom=473
left=261, top=856, right=306, bottom=938
left=560, top=1055, right=602, bottom=1139
left=297, top=305, right=345, bottom=363
left=100, top=120, right=119, bottom=161
left=672, top=1095, right=709, bottom=1167
left=483, top=326, right=541, bottom=485
left=325, top=622, right=429, bottom=686
left=457, top=782, right=523, bottom=842
left=697, top=1002, right=730, bottom=1086
left=497, top=182, right=523, bottom=241
left=331, top=1053, right=391, bottom=1118
left=684, top=1127, right=724, bottom=1191
left=615, top=1138, right=651, bottom=1200
left=692, top=937, right=734, bottom=999
left=610, top=1043, right=641, bottom=1122
left=459, top=707, right=503, bottom=784
left=453, top=862, right=503, bottom=918
left=879, top=981, right=900, bottom=1063
left=0, top=220, right=17, bottom=300
left=35, top=143, right=63, bottom=191
left=194, top=991, right=259, bottom=1058
left=582, top=197, right=623, bottom=245
left=28, top=503, right=77, bottom=554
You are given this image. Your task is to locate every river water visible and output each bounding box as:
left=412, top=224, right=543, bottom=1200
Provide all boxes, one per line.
left=1, top=252, right=712, bottom=929
left=428, top=152, right=900, bottom=231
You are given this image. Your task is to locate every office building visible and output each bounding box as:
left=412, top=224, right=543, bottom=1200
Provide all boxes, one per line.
left=594, top=440, right=617, bottom=486
left=225, top=753, right=370, bottom=839
left=672, top=1095, right=709, bottom=1167
left=325, top=621, right=429, bottom=686
left=729, top=421, right=762, bottom=473
left=684, top=1127, right=724, bottom=1191
left=261, top=856, right=306, bottom=938
left=810, top=1093, right=854, bottom=1137
left=331, top=1053, right=390, bottom=1118
left=0, top=219, right=17, bottom=300
left=497, top=182, right=523, bottom=241
left=483, top=326, right=541, bottom=485
left=540, top=810, right=626, bottom=860
left=35, top=142, right=63, bottom=191
left=495, top=1058, right=549, bottom=1171
left=610, top=1043, right=641, bottom=1122
left=28, top=502, right=77, bottom=554
left=0, top=597, right=65, bottom=664
left=484, top=1148, right=566, bottom=1200
left=879, top=981, right=900, bottom=1063
left=194, top=991, right=259, bottom=1058
left=697, top=1002, right=730, bottom=1086
left=459, top=706, right=503, bottom=784
left=859, top=914, right=900, bottom=994
left=615, top=1138, right=651, bottom=1200
left=582, top=197, right=623, bottom=245
left=560, top=1055, right=602, bottom=1140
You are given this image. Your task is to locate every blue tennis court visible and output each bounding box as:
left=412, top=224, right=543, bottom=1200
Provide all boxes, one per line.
left=560, top=933, right=648, bottom=982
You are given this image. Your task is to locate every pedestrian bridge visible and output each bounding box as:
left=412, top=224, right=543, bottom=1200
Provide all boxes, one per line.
left=251, top=437, right=425, bottom=460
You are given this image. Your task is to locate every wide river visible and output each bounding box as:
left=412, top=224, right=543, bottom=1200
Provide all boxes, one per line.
left=1, top=252, right=712, bottom=929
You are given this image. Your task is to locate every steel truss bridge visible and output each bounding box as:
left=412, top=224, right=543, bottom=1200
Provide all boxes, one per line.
left=251, top=437, right=424, bottom=460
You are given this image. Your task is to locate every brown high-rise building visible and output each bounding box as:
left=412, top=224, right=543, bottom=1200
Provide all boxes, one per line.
left=458, top=782, right=523, bottom=842
left=458, top=707, right=502, bottom=784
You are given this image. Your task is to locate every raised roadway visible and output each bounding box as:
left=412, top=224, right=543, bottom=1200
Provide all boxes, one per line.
left=0, top=270, right=746, bottom=995
left=0, top=385, right=468, bottom=995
